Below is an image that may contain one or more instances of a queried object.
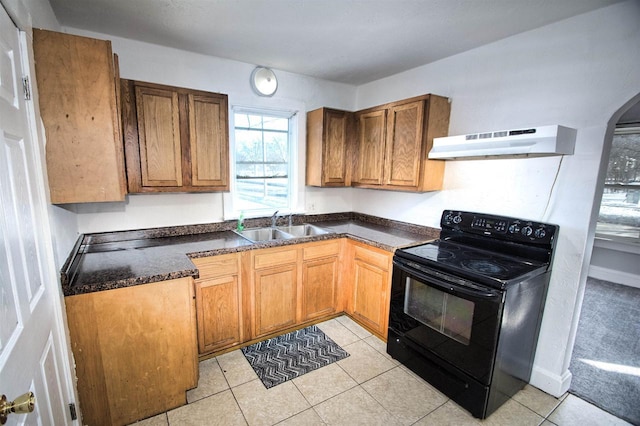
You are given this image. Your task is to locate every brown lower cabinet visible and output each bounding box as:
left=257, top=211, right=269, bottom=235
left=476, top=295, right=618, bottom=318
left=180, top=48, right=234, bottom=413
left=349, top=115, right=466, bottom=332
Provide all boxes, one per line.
left=192, top=239, right=346, bottom=357
left=301, top=241, right=341, bottom=321
left=65, top=239, right=392, bottom=425
left=64, top=277, right=198, bottom=426
left=191, top=253, right=248, bottom=354
left=345, top=240, right=393, bottom=336
left=193, top=238, right=390, bottom=358
left=247, top=240, right=342, bottom=341
left=250, top=246, right=300, bottom=338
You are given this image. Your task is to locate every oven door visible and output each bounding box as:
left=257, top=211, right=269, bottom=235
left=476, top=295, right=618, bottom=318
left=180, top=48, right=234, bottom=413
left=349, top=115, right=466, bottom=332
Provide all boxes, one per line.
left=388, top=257, right=504, bottom=385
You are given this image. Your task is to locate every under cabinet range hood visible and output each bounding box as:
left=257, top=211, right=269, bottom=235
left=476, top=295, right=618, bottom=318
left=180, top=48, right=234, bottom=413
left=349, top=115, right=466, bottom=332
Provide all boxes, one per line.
left=429, top=125, right=577, bottom=159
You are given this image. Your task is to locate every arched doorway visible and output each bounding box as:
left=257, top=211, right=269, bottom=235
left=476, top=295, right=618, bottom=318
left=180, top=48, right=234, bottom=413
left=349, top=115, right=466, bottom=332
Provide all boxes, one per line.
left=568, top=95, right=640, bottom=425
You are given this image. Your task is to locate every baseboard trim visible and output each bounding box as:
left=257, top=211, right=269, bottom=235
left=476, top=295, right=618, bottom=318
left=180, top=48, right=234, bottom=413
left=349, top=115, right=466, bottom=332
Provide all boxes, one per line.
left=588, top=265, right=640, bottom=289
left=530, top=366, right=572, bottom=397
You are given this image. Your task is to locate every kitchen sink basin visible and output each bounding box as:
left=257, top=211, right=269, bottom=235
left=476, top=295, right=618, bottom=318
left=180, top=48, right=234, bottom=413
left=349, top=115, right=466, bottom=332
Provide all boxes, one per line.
left=233, top=223, right=333, bottom=242
left=235, top=227, right=294, bottom=242
left=277, top=224, right=332, bottom=237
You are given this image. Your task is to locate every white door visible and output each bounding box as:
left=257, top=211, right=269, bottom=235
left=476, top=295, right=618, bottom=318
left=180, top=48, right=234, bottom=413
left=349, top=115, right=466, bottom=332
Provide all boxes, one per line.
left=0, top=5, right=76, bottom=425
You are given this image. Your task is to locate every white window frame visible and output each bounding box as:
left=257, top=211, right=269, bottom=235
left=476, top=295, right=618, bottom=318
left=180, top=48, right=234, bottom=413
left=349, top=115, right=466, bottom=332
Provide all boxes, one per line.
left=596, top=126, right=640, bottom=242
left=223, top=105, right=302, bottom=220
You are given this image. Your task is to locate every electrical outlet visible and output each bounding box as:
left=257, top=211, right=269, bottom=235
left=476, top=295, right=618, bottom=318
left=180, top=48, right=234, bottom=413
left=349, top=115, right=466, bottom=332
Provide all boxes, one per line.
left=308, top=202, right=316, bottom=212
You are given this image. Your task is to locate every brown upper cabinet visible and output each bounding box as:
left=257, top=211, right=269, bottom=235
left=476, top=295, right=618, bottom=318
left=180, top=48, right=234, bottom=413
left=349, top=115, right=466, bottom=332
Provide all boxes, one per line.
left=353, top=109, right=386, bottom=186
left=33, top=30, right=127, bottom=204
left=121, top=80, right=229, bottom=193
left=306, top=108, right=353, bottom=187
left=352, top=94, right=450, bottom=192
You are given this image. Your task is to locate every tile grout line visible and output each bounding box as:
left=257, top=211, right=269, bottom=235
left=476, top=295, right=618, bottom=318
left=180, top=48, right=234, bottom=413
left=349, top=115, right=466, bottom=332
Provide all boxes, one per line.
left=327, top=325, right=410, bottom=425
left=140, top=316, right=621, bottom=425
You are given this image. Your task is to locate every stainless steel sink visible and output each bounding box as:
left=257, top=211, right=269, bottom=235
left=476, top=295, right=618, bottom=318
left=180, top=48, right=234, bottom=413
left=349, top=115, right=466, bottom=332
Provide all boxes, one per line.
left=233, top=223, right=333, bottom=242
left=277, top=224, right=332, bottom=237
left=235, top=227, right=294, bottom=242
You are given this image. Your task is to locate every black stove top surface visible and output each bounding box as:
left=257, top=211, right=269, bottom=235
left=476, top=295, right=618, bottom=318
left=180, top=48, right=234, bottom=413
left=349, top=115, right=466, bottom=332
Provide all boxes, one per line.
left=397, top=239, right=548, bottom=287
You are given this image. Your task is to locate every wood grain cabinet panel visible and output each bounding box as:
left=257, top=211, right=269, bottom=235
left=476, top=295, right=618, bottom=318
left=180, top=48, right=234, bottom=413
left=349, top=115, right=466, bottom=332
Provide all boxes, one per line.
left=135, top=85, right=182, bottom=187
left=195, top=276, right=242, bottom=353
left=306, top=108, right=353, bottom=187
left=248, top=241, right=343, bottom=339
left=253, top=263, right=298, bottom=338
left=33, top=29, right=126, bottom=204
left=345, top=241, right=392, bottom=337
left=192, top=254, right=244, bottom=354
left=351, top=94, right=450, bottom=192
left=189, top=94, right=228, bottom=187
left=250, top=246, right=300, bottom=338
left=64, top=278, right=198, bottom=426
left=122, top=80, right=229, bottom=193
left=385, top=100, right=424, bottom=187
left=302, top=241, right=340, bottom=321
left=353, top=109, right=386, bottom=185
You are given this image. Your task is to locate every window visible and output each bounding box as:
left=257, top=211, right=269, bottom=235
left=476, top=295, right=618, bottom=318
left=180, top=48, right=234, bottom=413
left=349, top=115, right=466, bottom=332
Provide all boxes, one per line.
left=596, top=127, right=640, bottom=240
left=232, top=109, right=296, bottom=215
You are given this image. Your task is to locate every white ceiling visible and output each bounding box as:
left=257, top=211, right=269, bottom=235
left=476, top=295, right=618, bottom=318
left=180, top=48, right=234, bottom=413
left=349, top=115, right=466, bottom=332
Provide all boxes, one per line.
left=48, top=0, right=623, bottom=85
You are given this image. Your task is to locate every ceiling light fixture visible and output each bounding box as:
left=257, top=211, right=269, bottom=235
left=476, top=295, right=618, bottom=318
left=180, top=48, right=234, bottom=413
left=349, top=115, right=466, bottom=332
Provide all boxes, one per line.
left=250, top=66, right=278, bottom=97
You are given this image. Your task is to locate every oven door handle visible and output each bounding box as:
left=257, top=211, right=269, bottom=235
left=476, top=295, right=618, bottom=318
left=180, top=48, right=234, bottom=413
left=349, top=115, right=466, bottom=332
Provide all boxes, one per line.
left=394, top=259, right=503, bottom=301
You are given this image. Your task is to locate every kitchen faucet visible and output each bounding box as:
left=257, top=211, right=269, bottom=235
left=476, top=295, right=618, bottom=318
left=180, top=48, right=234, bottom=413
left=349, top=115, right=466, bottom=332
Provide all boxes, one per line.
left=271, top=210, right=279, bottom=228
left=288, top=213, right=294, bottom=227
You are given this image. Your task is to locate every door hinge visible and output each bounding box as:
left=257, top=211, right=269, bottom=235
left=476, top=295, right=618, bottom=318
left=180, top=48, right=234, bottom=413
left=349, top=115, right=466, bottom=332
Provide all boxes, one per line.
left=68, top=403, right=77, bottom=421
left=22, top=76, right=31, bottom=100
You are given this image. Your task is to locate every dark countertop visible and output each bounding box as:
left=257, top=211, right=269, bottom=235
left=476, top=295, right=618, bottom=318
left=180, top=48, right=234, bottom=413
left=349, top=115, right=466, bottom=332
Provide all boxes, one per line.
left=61, top=212, right=439, bottom=296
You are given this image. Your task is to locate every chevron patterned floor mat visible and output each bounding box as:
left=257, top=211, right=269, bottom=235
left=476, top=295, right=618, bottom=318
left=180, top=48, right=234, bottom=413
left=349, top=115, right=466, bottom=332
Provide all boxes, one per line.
left=241, top=325, right=350, bottom=388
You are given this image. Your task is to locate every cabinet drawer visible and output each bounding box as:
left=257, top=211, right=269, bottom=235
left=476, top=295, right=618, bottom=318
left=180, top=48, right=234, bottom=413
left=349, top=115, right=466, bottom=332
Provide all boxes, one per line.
left=303, top=240, right=340, bottom=260
left=254, top=247, right=299, bottom=269
left=192, top=254, right=239, bottom=279
left=354, top=246, right=390, bottom=270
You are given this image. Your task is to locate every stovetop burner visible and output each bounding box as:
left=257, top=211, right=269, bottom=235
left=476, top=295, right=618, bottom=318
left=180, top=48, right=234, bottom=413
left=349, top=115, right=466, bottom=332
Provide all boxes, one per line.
left=460, top=259, right=508, bottom=276
left=407, top=244, right=456, bottom=261
left=399, top=239, right=547, bottom=286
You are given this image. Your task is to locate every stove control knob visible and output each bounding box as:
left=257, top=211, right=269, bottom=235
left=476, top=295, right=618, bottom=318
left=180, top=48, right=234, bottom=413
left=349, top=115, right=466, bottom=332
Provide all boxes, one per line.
left=534, top=228, right=546, bottom=239
left=521, top=226, right=533, bottom=237
left=453, top=214, right=462, bottom=224
left=508, top=224, right=520, bottom=234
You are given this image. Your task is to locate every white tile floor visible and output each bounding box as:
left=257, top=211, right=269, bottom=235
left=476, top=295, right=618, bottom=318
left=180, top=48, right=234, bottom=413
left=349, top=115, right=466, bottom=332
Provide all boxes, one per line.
left=130, top=316, right=632, bottom=426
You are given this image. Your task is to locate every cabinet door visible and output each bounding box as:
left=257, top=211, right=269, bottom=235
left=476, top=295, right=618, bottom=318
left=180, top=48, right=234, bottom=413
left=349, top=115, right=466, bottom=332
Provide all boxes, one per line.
left=323, top=110, right=350, bottom=185
left=195, top=275, right=242, bottom=353
left=135, top=85, right=182, bottom=187
left=306, top=108, right=351, bottom=187
left=189, top=93, right=229, bottom=187
left=33, top=30, right=126, bottom=203
left=350, top=245, right=392, bottom=336
left=253, top=263, right=298, bottom=338
left=122, top=80, right=230, bottom=193
left=302, top=256, right=338, bottom=321
left=353, top=109, right=386, bottom=185
left=352, top=259, right=389, bottom=335
left=384, top=100, right=424, bottom=188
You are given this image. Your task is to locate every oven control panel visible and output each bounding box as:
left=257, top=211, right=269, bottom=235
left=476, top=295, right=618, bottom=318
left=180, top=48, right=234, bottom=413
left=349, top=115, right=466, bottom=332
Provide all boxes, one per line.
left=441, top=210, right=557, bottom=244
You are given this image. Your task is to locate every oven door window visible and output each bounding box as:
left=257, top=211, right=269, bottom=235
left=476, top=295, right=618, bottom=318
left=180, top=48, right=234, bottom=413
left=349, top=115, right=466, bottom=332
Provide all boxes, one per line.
left=404, top=277, right=474, bottom=345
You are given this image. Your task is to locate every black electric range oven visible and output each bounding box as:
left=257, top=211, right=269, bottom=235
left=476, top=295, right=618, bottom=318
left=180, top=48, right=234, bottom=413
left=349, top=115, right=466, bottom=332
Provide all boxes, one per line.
left=387, top=210, right=558, bottom=419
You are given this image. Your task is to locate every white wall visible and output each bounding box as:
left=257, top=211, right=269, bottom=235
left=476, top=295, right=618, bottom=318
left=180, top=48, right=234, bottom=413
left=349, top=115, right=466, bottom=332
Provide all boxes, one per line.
left=2, top=0, right=59, bottom=30
left=353, top=0, right=640, bottom=396
left=59, top=29, right=358, bottom=235
left=589, top=238, right=640, bottom=288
